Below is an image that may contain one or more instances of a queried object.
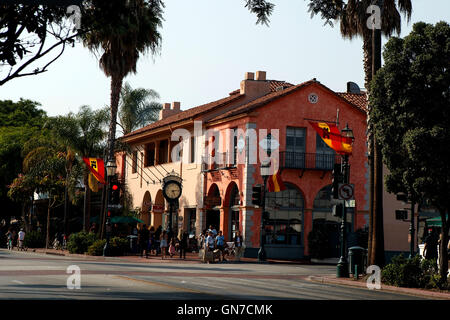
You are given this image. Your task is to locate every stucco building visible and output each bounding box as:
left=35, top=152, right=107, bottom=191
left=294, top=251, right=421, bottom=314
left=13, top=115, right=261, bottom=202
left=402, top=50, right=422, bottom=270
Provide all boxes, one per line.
left=117, top=71, right=415, bottom=260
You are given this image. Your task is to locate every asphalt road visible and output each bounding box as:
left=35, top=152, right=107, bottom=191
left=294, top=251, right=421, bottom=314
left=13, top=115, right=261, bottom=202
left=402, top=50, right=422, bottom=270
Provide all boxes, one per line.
left=0, top=249, right=428, bottom=300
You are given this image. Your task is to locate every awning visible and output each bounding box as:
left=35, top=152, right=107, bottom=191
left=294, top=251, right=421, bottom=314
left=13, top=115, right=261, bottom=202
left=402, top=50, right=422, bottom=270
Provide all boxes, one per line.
left=426, top=214, right=448, bottom=227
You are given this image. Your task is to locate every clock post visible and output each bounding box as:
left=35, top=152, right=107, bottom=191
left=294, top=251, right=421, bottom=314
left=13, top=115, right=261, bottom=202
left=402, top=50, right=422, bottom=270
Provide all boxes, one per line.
left=162, top=172, right=183, bottom=240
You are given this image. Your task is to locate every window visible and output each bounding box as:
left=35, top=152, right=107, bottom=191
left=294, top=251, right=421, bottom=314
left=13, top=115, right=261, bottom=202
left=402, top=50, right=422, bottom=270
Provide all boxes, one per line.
left=315, top=134, right=335, bottom=169
left=145, top=143, right=155, bottom=167
left=285, top=127, right=306, bottom=168
left=158, top=140, right=168, bottom=164
left=131, top=151, right=138, bottom=174
left=265, top=183, right=303, bottom=245
left=190, top=136, right=195, bottom=163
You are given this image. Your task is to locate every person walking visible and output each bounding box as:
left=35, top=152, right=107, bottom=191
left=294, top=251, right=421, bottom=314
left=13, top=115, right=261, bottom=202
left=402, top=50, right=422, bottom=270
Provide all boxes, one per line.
left=215, top=230, right=226, bottom=261
left=155, top=225, right=162, bottom=256
left=169, top=238, right=176, bottom=258
left=233, top=231, right=244, bottom=262
left=160, top=230, right=168, bottom=260
left=18, top=228, right=25, bottom=251
left=138, top=224, right=150, bottom=258
left=179, top=231, right=189, bottom=260
left=424, top=228, right=439, bottom=267
left=6, top=228, right=13, bottom=250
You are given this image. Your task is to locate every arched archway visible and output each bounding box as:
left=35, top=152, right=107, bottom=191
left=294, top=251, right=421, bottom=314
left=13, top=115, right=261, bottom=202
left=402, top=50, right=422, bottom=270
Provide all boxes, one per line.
left=264, top=183, right=304, bottom=259
left=152, top=190, right=165, bottom=229
left=141, top=191, right=152, bottom=226
left=312, top=185, right=353, bottom=258
left=224, top=182, right=241, bottom=240
left=205, top=184, right=221, bottom=232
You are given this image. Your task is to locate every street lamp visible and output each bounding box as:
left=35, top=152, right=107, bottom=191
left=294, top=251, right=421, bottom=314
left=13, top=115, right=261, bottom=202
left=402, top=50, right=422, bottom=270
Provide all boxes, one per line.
left=337, top=124, right=354, bottom=278
left=103, top=158, right=117, bottom=257
left=258, top=159, right=271, bottom=262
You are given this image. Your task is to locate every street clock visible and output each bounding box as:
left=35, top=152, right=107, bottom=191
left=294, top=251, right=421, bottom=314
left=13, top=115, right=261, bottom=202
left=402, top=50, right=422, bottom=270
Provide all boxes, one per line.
left=162, top=172, right=183, bottom=202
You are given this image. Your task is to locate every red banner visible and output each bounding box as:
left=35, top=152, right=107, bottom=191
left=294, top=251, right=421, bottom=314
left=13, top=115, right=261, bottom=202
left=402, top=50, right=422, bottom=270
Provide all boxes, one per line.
left=308, top=121, right=353, bottom=155
left=268, top=170, right=286, bottom=193
left=82, top=157, right=106, bottom=184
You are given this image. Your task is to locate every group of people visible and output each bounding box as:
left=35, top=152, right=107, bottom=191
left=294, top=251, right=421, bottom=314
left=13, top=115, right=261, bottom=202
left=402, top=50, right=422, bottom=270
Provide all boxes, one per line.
left=137, top=225, right=190, bottom=260
left=5, top=228, right=26, bottom=251
left=199, top=225, right=244, bottom=262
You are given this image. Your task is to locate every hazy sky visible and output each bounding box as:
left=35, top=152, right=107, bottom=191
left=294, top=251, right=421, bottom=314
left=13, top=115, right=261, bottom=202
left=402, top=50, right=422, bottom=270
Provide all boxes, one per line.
left=1, top=0, right=449, bottom=119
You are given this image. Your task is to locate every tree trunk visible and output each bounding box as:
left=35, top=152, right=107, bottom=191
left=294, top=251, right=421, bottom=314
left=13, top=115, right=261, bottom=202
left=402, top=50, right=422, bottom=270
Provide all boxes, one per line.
left=83, top=171, right=91, bottom=232
left=368, top=23, right=385, bottom=267
left=108, top=74, right=123, bottom=161
left=439, top=210, right=449, bottom=282
left=46, top=200, right=51, bottom=249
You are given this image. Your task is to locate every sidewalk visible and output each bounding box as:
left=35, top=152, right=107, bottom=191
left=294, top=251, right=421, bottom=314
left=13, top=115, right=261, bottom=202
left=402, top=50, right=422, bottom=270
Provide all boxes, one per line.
left=18, top=247, right=311, bottom=265
left=307, top=274, right=450, bottom=300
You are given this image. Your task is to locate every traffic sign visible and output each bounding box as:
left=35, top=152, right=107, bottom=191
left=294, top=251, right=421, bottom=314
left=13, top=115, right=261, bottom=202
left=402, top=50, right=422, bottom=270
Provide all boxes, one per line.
left=338, top=183, right=354, bottom=200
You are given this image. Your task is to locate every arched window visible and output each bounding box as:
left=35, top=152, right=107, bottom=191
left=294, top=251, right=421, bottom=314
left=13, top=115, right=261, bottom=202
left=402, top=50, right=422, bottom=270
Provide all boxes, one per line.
left=265, top=183, right=303, bottom=245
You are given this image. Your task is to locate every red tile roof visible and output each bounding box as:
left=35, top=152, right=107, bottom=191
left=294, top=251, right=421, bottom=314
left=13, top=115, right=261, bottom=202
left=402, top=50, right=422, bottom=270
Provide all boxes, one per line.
left=336, top=92, right=368, bottom=113
left=122, top=93, right=245, bottom=140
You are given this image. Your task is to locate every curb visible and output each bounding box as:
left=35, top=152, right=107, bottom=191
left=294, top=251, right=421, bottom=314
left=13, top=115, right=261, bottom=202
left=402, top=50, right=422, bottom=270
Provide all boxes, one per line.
left=307, top=275, right=450, bottom=300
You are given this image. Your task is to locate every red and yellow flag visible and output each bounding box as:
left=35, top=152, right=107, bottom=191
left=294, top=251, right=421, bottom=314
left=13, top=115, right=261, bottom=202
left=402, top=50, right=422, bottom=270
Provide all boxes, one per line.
left=82, top=157, right=106, bottom=184
left=268, top=170, right=286, bottom=192
left=308, top=121, right=352, bottom=155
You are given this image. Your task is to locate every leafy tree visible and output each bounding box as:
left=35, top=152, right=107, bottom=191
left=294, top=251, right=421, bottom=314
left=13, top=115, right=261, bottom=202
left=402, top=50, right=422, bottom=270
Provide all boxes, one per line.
left=118, top=82, right=162, bottom=135
left=0, top=99, right=47, bottom=221
left=370, top=21, right=450, bottom=282
left=248, top=0, right=412, bottom=267
left=0, top=3, right=82, bottom=86
left=46, top=105, right=109, bottom=232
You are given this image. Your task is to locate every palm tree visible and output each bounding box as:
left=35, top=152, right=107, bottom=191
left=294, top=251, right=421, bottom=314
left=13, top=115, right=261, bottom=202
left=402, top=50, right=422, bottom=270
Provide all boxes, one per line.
left=248, top=0, right=412, bottom=266
left=80, top=0, right=163, bottom=162
left=118, top=82, right=162, bottom=135
left=47, top=105, right=109, bottom=232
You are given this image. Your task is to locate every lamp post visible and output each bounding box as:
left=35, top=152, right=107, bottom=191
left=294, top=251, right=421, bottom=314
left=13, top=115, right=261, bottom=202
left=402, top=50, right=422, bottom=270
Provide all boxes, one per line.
left=258, top=160, right=271, bottom=262
left=336, top=124, right=354, bottom=278
left=103, top=158, right=117, bottom=257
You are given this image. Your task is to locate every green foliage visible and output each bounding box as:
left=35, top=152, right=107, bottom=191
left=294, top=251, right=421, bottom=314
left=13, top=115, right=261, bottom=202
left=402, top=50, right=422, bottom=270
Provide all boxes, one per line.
left=87, top=239, right=106, bottom=256
left=87, top=237, right=129, bottom=256
left=23, top=231, right=45, bottom=248
left=67, top=231, right=97, bottom=254
left=382, top=254, right=448, bottom=289
left=308, top=225, right=331, bottom=259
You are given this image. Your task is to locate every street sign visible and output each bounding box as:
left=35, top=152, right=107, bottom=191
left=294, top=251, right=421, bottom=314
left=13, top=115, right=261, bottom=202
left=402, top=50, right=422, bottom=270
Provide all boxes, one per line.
left=338, top=183, right=354, bottom=200
left=345, top=200, right=356, bottom=207
left=107, top=204, right=122, bottom=210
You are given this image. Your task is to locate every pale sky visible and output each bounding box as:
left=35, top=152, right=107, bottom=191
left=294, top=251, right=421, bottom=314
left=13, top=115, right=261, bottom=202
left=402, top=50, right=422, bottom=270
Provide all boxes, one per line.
left=1, top=0, right=449, bottom=123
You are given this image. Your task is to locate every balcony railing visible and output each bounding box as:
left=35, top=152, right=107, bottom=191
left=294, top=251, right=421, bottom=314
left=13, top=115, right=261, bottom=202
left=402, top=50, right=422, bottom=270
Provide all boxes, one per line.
left=280, top=152, right=341, bottom=170
left=202, top=152, right=237, bottom=171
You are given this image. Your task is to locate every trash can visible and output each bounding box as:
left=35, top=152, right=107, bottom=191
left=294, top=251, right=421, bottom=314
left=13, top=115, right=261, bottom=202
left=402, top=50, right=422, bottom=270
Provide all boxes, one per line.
left=127, top=235, right=138, bottom=254
left=348, top=246, right=366, bottom=277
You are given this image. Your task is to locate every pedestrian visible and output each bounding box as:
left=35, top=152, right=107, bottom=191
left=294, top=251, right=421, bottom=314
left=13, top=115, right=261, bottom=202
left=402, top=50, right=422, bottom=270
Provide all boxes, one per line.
left=233, top=231, right=244, bottom=261
left=206, top=231, right=215, bottom=252
left=148, top=226, right=155, bottom=255
left=18, top=228, right=25, bottom=251
left=179, top=231, right=189, bottom=260
left=160, top=230, right=168, bottom=259
left=169, top=238, right=176, bottom=258
left=155, top=225, right=162, bottom=255
left=6, top=228, right=13, bottom=250
left=215, top=230, right=226, bottom=261
left=138, top=224, right=150, bottom=257
left=208, top=225, right=218, bottom=237
left=424, top=228, right=439, bottom=266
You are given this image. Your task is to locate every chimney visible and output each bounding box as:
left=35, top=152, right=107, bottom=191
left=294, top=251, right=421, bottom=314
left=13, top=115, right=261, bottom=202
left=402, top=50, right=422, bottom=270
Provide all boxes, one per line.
left=240, top=70, right=271, bottom=99
left=159, top=101, right=182, bottom=120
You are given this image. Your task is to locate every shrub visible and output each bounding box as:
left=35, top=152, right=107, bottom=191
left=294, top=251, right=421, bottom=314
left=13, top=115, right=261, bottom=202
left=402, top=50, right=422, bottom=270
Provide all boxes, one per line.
left=67, top=232, right=97, bottom=254
left=87, top=239, right=106, bottom=256
left=110, top=237, right=129, bottom=256
left=382, top=254, right=425, bottom=288
left=23, top=230, right=45, bottom=248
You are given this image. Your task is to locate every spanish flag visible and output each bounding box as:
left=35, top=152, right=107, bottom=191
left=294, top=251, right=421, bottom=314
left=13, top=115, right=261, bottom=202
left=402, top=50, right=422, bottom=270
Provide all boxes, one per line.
left=82, top=157, right=106, bottom=184
left=308, top=121, right=352, bottom=155
left=268, top=170, right=286, bottom=192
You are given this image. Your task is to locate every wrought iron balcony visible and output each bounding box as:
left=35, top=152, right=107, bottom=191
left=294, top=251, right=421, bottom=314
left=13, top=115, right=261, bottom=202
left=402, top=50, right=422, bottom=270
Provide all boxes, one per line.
left=279, top=152, right=341, bottom=170
left=202, top=152, right=237, bottom=171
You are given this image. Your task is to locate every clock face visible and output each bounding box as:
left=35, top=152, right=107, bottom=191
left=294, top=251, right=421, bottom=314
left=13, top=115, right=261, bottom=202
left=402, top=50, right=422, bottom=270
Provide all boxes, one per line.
left=164, top=182, right=181, bottom=200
